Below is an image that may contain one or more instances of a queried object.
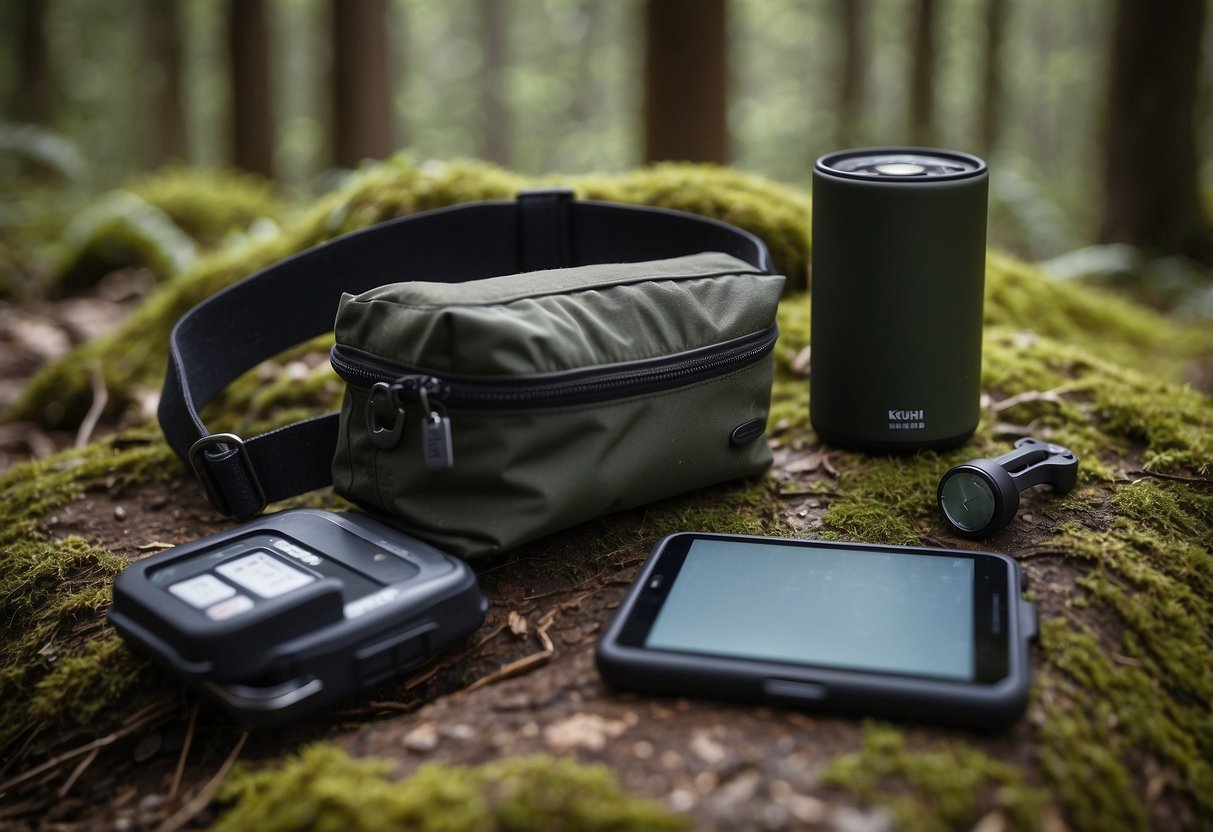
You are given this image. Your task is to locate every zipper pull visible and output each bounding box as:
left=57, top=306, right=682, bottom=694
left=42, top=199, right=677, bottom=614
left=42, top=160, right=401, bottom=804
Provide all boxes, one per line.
left=418, top=383, right=454, bottom=472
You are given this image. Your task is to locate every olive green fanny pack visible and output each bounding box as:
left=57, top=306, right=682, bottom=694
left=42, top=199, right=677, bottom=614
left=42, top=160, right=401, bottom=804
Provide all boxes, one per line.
left=159, top=192, right=784, bottom=557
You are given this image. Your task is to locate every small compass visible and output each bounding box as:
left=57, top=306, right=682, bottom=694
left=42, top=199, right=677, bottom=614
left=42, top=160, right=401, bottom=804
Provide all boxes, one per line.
left=938, top=437, right=1078, bottom=538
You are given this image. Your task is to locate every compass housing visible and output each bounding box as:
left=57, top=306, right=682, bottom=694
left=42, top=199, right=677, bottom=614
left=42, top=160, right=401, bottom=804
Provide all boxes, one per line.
left=937, top=458, right=1019, bottom=537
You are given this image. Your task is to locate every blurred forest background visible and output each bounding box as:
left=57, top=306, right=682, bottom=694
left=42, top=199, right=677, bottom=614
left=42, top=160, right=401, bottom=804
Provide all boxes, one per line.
left=1, top=0, right=1212, bottom=313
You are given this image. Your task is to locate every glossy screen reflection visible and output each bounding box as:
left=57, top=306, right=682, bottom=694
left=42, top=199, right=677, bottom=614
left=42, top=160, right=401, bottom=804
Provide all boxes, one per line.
left=645, top=539, right=976, bottom=680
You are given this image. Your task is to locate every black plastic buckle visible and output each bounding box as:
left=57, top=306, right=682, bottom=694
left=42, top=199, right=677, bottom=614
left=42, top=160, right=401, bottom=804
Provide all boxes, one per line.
left=188, top=432, right=267, bottom=517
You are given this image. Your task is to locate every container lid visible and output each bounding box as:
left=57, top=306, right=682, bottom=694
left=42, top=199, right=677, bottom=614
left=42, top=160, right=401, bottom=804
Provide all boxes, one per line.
left=816, top=147, right=986, bottom=182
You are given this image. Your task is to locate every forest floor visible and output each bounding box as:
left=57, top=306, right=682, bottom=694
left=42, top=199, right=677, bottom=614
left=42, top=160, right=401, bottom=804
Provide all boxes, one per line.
left=0, top=277, right=1118, bottom=832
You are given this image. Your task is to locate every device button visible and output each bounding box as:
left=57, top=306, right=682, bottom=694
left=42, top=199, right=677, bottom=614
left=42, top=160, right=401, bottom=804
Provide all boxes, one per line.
left=169, top=573, right=236, bottom=609
left=205, top=594, right=255, bottom=621
left=763, top=678, right=828, bottom=701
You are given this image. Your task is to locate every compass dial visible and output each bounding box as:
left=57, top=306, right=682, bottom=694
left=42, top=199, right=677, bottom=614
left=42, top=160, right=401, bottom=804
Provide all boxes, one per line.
left=939, top=470, right=997, bottom=534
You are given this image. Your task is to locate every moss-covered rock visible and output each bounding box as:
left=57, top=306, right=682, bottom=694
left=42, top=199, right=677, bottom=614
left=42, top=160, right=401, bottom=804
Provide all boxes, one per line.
left=50, top=190, right=198, bottom=295
left=126, top=164, right=284, bottom=248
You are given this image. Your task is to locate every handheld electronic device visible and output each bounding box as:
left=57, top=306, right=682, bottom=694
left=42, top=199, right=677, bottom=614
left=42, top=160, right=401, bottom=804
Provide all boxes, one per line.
left=110, top=509, right=487, bottom=724
left=596, top=532, right=1037, bottom=728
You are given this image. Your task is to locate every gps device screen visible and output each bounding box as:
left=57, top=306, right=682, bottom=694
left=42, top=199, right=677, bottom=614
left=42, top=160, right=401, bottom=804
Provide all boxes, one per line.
left=617, top=535, right=1011, bottom=683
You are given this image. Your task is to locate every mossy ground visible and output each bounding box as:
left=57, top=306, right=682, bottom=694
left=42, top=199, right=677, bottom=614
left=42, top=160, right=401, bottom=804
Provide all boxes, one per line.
left=213, top=745, right=686, bottom=832
left=1, top=158, right=1210, bottom=830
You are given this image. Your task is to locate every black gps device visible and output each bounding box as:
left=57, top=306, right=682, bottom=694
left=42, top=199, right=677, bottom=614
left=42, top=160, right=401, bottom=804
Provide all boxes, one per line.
left=597, top=532, right=1037, bottom=729
left=110, top=509, right=487, bottom=724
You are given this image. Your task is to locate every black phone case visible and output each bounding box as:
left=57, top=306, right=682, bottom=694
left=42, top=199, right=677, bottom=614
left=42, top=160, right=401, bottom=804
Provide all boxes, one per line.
left=595, top=533, right=1038, bottom=730
left=110, top=509, right=487, bottom=725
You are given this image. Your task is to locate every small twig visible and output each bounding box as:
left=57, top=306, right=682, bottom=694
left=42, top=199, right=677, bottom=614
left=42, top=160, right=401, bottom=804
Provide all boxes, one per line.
left=362, top=700, right=418, bottom=713
left=167, top=702, right=199, bottom=804
left=75, top=363, right=109, bottom=448
left=56, top=747, right=99, bottom=798
left=0, top=699, right=176, bottom=793
left=154, top=731, right=247, bottom=832
left=990, top=384, right=1083, bottom=415
left=400, top=623, right=507, bottom=693
left=0, top=725, right=41, bottom=780
left=464, top=619, right=556, bottom=693
left=1122, top=470, right=1212, bottom=486
left=776, top=488, right=839, bottom=499
left=136, top=542, right=178, bottom=552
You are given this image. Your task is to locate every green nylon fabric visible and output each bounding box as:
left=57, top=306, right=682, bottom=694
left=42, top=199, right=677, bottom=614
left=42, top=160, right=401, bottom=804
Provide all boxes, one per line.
left=332, top=252, right=785, bottom=558
left=335, top=252, right=783, bottom=375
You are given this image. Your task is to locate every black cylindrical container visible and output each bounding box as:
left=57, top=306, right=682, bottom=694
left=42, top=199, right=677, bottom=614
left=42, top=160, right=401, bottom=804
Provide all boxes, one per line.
left=810, top=147, right=988, bottom=452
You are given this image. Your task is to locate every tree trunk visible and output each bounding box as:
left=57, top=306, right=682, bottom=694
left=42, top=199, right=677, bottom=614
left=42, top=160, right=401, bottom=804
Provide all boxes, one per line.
left=644, top=0, right=728, bottom=164
left=979, top=0, right=1006, bottom=155
left=145, top=0, right=189, bottom=167
left=908, top=0, right=937, bottom=147
left=1100, top=0, right=1213, bottom=264
left=228, top=0, right=275, bottom=178
left=332, top=0, right=394, bottom=169
left=834, top=0, right=866, bottom=148
left=12, top=0, right=53, bottom=125
left=477, top=0, right=511, bottom=166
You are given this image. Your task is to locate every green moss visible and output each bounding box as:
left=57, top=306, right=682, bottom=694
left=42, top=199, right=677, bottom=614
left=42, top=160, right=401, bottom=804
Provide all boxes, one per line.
left=127, top=164, right=284, bottom=247
left=983, top=253, right=1211, bottom=376
left=0, top=431, right=176, bottom=744
left=821, top=723, right=1051, bottom=832
left=768, top=292, right=812, bottom=435
left=214, top=745, right=686, bottom=832
left=1027, top=482, right=1213, bottom=829
left=573, top=162, right=812, bottom=286
left=51, top=190, right=197, bottom=293
left=983, top=327, right=1213, bottom=476
left=817, top=453, right=945, bottom=544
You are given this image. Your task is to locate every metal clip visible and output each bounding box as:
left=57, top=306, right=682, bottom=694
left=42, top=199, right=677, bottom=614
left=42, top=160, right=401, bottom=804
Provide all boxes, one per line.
left=366, top=382, right=404, bottom=450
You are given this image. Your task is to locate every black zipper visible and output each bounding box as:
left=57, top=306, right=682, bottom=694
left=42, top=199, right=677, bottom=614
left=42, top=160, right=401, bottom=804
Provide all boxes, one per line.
left=331, top=324, right=779, bottom=410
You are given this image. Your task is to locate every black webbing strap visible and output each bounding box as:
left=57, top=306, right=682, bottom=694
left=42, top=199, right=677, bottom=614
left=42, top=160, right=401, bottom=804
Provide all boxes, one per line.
left=159, top=190, right=775, bottom=518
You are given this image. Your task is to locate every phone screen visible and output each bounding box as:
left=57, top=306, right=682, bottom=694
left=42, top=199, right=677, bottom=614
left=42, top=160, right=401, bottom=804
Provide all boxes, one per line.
left=621, top=535, right=1010, bottom=683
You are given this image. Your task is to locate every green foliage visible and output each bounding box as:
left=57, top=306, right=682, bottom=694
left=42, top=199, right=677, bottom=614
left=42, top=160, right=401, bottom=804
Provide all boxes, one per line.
left=0, top=124, right=90, bottom=185
left=821, top=723, right=1051, bottom=832
left=214, top=746, right=687, bottom=832
left=52, top=190, right=197, bottom=293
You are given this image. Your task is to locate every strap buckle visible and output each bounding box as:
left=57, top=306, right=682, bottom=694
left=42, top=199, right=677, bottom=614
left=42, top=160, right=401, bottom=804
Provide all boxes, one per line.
left=188, top=432, right=267, bottom=517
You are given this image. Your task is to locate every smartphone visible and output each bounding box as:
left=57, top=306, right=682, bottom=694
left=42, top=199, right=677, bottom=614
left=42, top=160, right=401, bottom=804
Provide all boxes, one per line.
left=596, top=532, right=1037, bottom=728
